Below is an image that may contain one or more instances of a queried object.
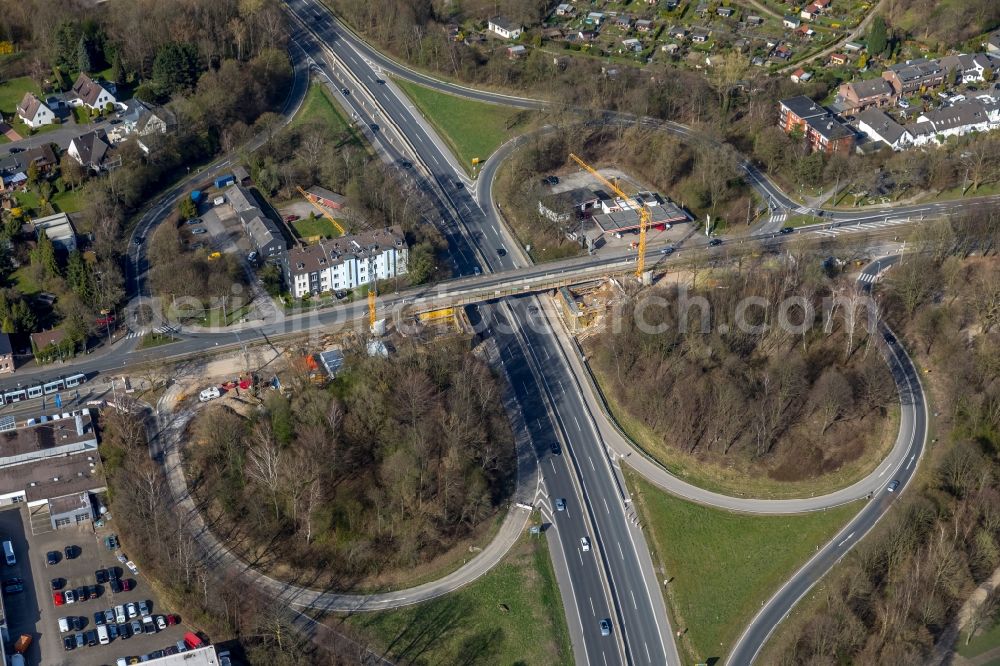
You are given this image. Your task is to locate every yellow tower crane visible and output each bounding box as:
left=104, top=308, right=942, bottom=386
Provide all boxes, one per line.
left=569, top=153, right=651, bottom=280
left=368, top=285, right=376, bottom=330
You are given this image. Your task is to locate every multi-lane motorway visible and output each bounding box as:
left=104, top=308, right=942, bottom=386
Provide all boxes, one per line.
left=0, top=5, right=951, bottom=663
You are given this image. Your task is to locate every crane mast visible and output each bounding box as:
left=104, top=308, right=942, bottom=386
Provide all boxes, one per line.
left=569, top=153, right=650, bottom=280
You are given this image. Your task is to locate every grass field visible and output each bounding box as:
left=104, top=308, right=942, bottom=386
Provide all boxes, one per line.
left=292, top=215, right=341, bottom=239
left=0, top=76, right=38, bottom=118
left=625, top=469, right=860, bottom=664
left=14, top=188, right=85, bottom=215
left=342, top=535, right=572, bottom=666
left=288, top=83, right=358, bottom=144
left=137, top=332, right=179, bottom=349
left=961, top=614, right=1000, bottom=660
left=394, top=79, right=533, bottom=174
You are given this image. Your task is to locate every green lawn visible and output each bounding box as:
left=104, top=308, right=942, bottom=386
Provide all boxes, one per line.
left=394, top=79, right=534, bottom=174
left=9, top=265, right=40, bottom=296
left=342, top=536, right=572, bottom=666
left=0, top=76, right=38, bottom=118
left=288, top=83, right=358, bottom=144
left=13, top=188, right=85, bottom=216
left=961, top=613, right=1000, bottom=660
left=137, top=332, right=179, bottom=349
left=625, top=469, right=861, bottom=665
left=292, top=215, right=341, bottom=239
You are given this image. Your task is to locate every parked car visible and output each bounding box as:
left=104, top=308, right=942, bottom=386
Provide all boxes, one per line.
left=3, top=578, right=23, bottom=594
left=118, top=622, right=131, bottom=639
left=126, top=560, right=139, bottom=575
left=166, top=614, right=179, bottom=626
left=47, top=551, right=60, bottom=565
left=58, top=617, right=71, bottom=633
left=63, top=635, right=75, bottom=651
left=126, top=602, right=139, bottom=618
left=51, top=578, right=64, bottom=590
left=94, top=611, right=105, bottom=626
left=116, top=605, right=127, bottom=624
left=155, top=615, right=167, bottom=630
left=53, top=591, right=65, bottom=606
left=9, top=147, right=24, bottom=154
left=64, top=545, right=80, bottom=559
left=142, top=616, right=156, bottom=634
left=104, top=535, right=119, bottom=550
left=116, top=552, right=128, bottom=564
left=87, top=584, right=99, bottom=599
left=130, top=619, right=143, bottom=636
left=73, top=633, right=85, bottom=649
left=190, top=227, right=208, bottom=235
left=85, top=629, right=98, bottom=646
left=283, top=214, right=300, bottom=222
left=95, top=569, right=109, bottom=584
left=104, top=608, right=116, bottom=624
left=198, top=387, right=220, bottom=403
left=138, top=600, right=150, bottom=616
left=185, top=218, right=202, bottom=225
left=70, top=616, right=83, bottom=631
left=121, top=578, right=134, bottom=591
left=110, top=579, right=123, bottom=594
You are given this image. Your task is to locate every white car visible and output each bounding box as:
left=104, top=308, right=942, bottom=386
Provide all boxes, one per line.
left=126, top=602, right=139, bottom=619
left=155, top=615, right=167, bottom=630
left=581, top=537, right=591, bottom=552
left=115, top=604, right=127, bottom=624
left=126, top=560, right=139, bottom=575
left=116, top=552, right=128, bottom=565
left=58, top=617, right=70, bottom=632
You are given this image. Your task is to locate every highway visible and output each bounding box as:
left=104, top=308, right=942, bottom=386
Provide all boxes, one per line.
left=0, top=8, right=944, bottom=664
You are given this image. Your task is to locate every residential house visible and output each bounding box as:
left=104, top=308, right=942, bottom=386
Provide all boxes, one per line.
left=0, top=154, right=27, bottom=192
left=882, top=58, right=945, bottom=95
left=507, top=45, right=527, bottom=59
left=635, top=20, right=653, bottom=33
left=690, top=28, right=710, bottom=43
left=228, top=185, right=286, bottom=259
left=717, top=6, right=735, bottom=18
left=575, top=30, right=598, bottom=43
left=844, top=41, right=864, bottom=52
left=938, top=53, right=1000, bottom=84
left=695, top=2, right=709, bottom=15
left=283, top=227, right=408, bottom=299
left=306, top=186, right=346, bottom=209
left=233, top=165, right=251, bottom=186
left=837, top=78, right=896, bottom=111
left=796, top=24, right=815, bottom=38
left=778, top=95, right=855, bottom=154
left=31, top=213, right=78, bottom=252
left=487, top=17, right=523, bottom=40
left=615, top=15, right=632, bottom=30
left=783, top=16, right=801, bottom=29
left=747, top=15, right=764, bottom=26
left=912, top=100, right=996, bottom=144
left=800, top=3, right=822, bottom=19
left=68, top=130, right=120, bottom=172
left=586, top=12, right=606, bottom=26
left=667, top=25, right=688, bottom=40
left=555, top=3, right=575, bottom=16
left=622, top=38, right=642, bottom=53
left=31, top=329, right=67, bottom=357
left=856, top=109, right=913, bottom=150
left=0, top=333, right=13, bottom=375
left=791, top=68, right=812, bottom=83
left=68, top=73, right=116, bottom=111
left=23, top=144, right=58, bottom=174
left=16, top=93, right=55, bottom=128
left=829, top=53, right=849, bottom=66
left=989, top=30, right=1000, bottom=53
left=773, top=44, right=793, bottom=60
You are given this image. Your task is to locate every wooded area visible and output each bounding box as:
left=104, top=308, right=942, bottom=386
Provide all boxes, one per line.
left=771, top=217, right=1000, bottom=663
left=587, top=260, right=894, bottom=482
left=184, top=341, right=514, bottom=583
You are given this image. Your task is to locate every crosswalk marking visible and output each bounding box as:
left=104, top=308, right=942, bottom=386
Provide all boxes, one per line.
left=125, top=325, right=176, bottom=340
left=814, top=217, right=912, bottom=238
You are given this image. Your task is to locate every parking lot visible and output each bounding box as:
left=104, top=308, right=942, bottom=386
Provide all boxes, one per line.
left=0, top=506, right=193, bottom=665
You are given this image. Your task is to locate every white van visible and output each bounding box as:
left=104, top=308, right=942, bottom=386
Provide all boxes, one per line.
left=3, top=540, right=15, bottom=565
left=97, top=624, right=109, bottom=645
left=58, top=617, right=70, bottom=633
left=199, top=387, right=221, bottom=402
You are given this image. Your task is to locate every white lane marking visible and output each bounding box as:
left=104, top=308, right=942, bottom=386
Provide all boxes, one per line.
left=603, top=497, right=610, bottom=514
left=630, top=589, right=637, bottom=609
left=589, top=456, right=595, bottom=470
left=618, top=542, right=625, bottom=560
left=905, top=454, right=915, bottom=470
left=877, top=464, right=890, bottom=478
left=589, top=596, right=596, bottom=616
left=837, top=531, right=855, bottom=547
left=645, top=641, right=651, bottom=663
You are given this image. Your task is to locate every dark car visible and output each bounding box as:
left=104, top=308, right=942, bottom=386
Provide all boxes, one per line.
left=185, top=218, right=201, bottom=225
left=341, top=87, right=350, bottom=95
left=109, top=579, right=122, bottom=594
left=660, top=246, right=675, bottom=256
left=708, top=238, right=723, bottom=247
left=883, top=332, right=896, bottom=344
left=550, top=442, right=561, bottom=455
left=70, top=616, right=84, bottom=631
left=85, top=629, right=98, bottom=646
left=369, top=123, right=379, bottom=132
left=496, top=247, right=507, bottom=257
left=74, top=586, right=87, bottom=601
left=63, top=635, right=75, bottom=651
left=779, top=226, right=794, bottom=234
left=133, top=237, right=143, bottom=246
left=3, top=578, right=23, bottom=594
left=108, top=623, right=118, bottom=639
left=130, top=619, right=142, bottom=636
left=95, top=569, right=109, bottom=584
left=94, top=611, right=105, bottom=626
left=47, top=550, right=60, bottom=565
left=51, top=577, right=64, bottom=590
left=397, top=159, right=413, bottom=169
left=9, top=147, right=24, bottom=154
left=454, top=181, right=464, bottom=189
left=375, top=78, right=386, bottom=85
left=118, top=622, right=132, bottom=639
left=542, top=175, right=559, bottom=186
left=87, top=584, right=100, bottom=599
left=887, top=479, right=900, bottom=492
left=64, top=545, right=79, bottom=559
left=600, top=619, right=612, bottom=636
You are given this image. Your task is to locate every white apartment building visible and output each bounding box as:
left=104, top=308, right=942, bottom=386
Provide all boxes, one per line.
left=284, top=227, right=408, bottom=299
